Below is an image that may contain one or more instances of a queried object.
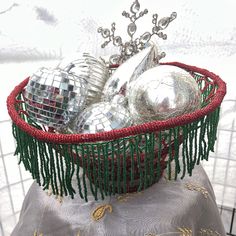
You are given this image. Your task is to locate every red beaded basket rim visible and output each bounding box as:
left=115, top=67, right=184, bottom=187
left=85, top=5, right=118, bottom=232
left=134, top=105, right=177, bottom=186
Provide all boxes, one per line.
left=7, top=62, right=226, bottom=144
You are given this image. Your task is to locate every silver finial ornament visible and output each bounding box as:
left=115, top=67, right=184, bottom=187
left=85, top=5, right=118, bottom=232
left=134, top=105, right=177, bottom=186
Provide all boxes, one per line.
left=102, top=45, right=158, bottom=102
left=98, top=0, right=177, bottom=64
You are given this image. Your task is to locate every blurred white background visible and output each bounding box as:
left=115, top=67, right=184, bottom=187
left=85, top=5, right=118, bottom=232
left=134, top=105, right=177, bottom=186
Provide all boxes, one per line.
left=0, top=0, right=236, bottom=235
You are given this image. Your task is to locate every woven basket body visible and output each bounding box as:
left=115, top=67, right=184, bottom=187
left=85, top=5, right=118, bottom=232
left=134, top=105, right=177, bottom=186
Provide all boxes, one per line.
left=7, top=62, right=226, bottom=201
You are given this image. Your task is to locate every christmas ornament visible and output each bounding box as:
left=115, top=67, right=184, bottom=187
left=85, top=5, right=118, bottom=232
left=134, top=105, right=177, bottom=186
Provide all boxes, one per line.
left=70, top=101, right=132, bottom=134
left=23, top=67, right=88, bottom=129
left=60, top=53, right=110, bottom=106
left=102, top=45, right=157, bottom=102
left=98, top=0, right=177, bottom=64
left=128, top=65, right=201, bottom=124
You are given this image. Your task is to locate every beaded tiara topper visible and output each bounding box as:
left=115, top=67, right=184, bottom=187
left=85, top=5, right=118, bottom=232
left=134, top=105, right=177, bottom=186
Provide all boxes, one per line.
left=97, top=0, right=177, bottom=64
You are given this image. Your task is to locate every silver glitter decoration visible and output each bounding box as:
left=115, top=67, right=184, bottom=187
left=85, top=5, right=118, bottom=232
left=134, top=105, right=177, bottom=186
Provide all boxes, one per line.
left=24, top=67, right=88, bottom=129
left=71, top=101, right=132, bottom=134
left=128, top=65, right=201, bottom=124
left=102, top=45, right=157, bottom=102
left=98, top=0, right=177, bottom=64
left=60, top=53, right=110, bottom=106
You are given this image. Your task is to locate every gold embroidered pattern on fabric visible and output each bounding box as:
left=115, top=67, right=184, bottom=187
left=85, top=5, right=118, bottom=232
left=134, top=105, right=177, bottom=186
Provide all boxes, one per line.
left=184, top=182, right=209, bottom=198
left=33, top=230, right=43, bottom=236
left=177, top=227, right=192, bottom=236
left=145, top=227, right=192, bottom=236
left=199, top=228, right=221, bottom=235
left=76, top=231, right=80, bottom=236
left=144, top=227, right=221, bottom=236
left=46, top=186, right=53, bottom=196
left=117, top=191, right=142, bottom=202
left=163, top=169, right=177, bottom=182
left=92, top=204, right=112, bottom=221
left=55, top=194, right=63, bottom=204
left=46, top=185, right=63, bottom=204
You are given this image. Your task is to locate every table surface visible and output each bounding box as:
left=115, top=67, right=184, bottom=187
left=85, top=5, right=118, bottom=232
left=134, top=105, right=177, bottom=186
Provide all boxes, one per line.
left=12, top=164, right=225, bottom=236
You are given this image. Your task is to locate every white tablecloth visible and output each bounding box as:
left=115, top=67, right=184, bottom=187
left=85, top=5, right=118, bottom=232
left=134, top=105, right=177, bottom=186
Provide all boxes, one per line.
left=12, top=164, right=225, bottom=236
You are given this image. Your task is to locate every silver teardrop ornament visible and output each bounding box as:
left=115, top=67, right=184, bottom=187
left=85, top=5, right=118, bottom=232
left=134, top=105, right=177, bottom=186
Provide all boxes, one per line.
left=102, top=44, right=158, bottom=102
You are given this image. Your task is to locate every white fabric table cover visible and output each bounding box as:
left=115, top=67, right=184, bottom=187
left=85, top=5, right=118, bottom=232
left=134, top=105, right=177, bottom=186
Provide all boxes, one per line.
left=12, top=164, right=225, bottom=236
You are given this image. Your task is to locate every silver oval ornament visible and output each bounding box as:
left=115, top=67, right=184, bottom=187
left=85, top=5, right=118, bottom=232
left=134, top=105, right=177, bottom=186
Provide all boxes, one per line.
left=59, top=53, right=109, bottom=106
left=102, top=44, right=158, bottom=102
left=24, top=67, right=88, bottom=130
left=128, top=65, right=201, bottom=124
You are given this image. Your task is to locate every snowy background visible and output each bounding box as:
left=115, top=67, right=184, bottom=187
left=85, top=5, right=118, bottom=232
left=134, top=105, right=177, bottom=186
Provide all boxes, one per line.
left=0, top=0, right=236, bottom=235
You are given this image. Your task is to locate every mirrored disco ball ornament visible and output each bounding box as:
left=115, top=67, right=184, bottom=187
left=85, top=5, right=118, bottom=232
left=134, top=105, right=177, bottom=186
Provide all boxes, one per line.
left=102, top=45, right=158, bottom=102
left=128, top=65, right=201, bottom=124
left=23, top=67, right=88, bottom=129
left=60, top=53, right=109, bottom=106
left=70, top=99, right=132, bottom=134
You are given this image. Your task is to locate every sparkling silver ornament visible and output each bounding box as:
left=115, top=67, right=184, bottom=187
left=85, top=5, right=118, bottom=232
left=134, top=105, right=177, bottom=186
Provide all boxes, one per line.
left=128, top=65, right=201, bottom=124
left=70, top=101, right=132, bottom=134
left=98, top=0, right=177, bottom=64
left=102, top=45, right=157, bottom=102
left=24, top=67, right=88, bottom=129
left=59, top=53, right=109, bottom=106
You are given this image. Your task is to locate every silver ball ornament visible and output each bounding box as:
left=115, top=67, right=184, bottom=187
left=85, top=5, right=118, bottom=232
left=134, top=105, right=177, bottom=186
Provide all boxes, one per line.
left=128, top=65, right=201, bottom=124
left=70, top=101, right=132, bottom=134
left=59, top=53, right=109, bottom=106
left=24, top=67, right=88, bottom=129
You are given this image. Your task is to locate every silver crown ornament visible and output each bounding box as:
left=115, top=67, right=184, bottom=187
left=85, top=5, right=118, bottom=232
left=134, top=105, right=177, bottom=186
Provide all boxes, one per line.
left=98, top=0, right=177, bottom=64
left=24, top=67, right=88, bottom=130
left=128, top=65, right=201, bottom=124
left=59, top=53, right=110, bottom=106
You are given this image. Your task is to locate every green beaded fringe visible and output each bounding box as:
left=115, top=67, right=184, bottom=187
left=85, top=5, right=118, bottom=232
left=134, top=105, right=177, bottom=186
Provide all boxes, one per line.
left=12, top=106, right=220, bottom=201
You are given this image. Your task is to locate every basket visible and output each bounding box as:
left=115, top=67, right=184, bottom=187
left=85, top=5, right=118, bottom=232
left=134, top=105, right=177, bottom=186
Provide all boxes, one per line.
left=7, top=62, right=226, bottom=201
